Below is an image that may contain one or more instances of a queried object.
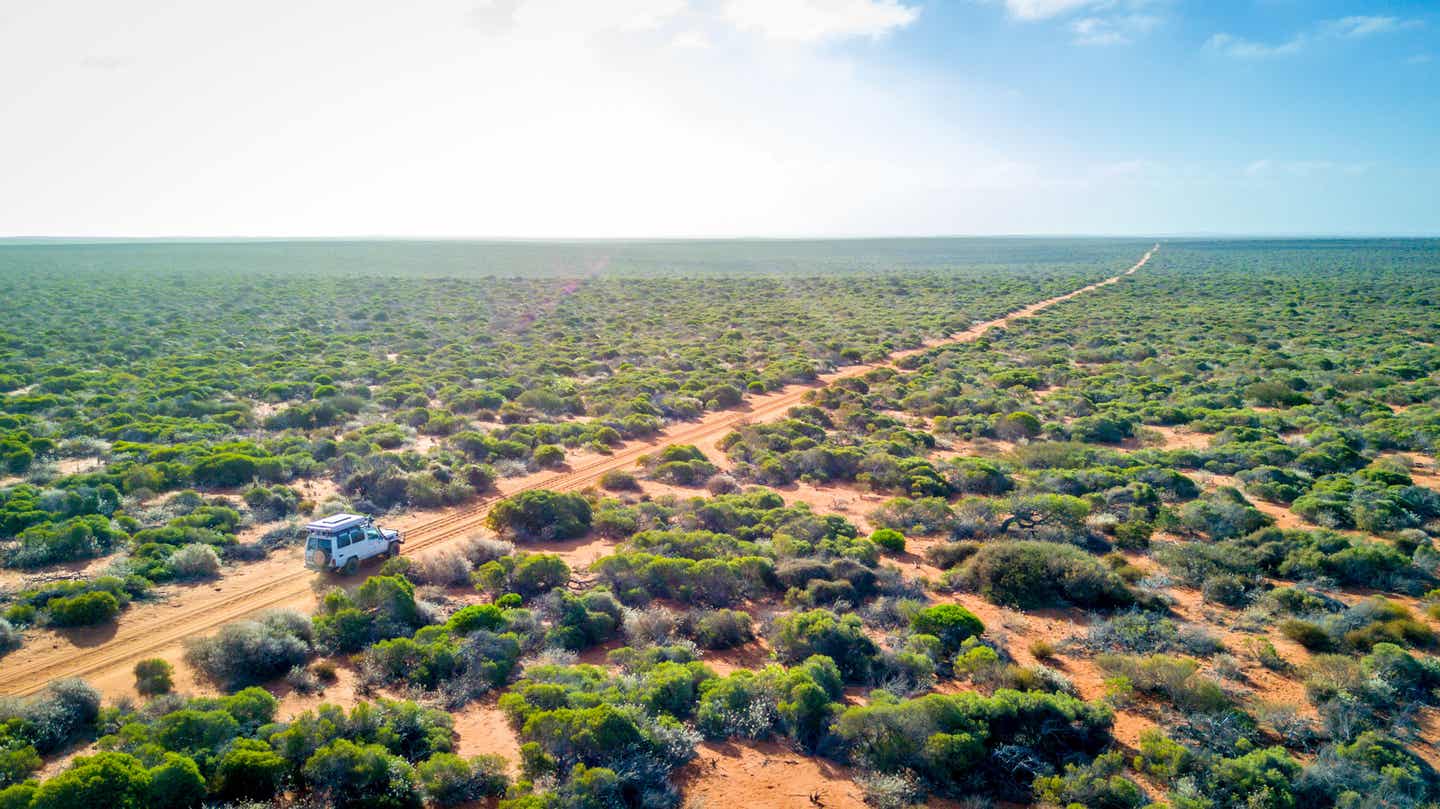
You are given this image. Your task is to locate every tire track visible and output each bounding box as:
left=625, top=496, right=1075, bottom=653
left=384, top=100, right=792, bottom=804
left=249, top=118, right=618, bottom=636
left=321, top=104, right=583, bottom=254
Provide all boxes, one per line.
left=0, top=245, right=1156, bottom=696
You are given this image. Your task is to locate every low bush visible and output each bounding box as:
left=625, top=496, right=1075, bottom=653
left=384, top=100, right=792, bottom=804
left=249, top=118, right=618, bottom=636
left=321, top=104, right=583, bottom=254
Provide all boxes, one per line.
left=1201, top=573, right=1252, bottom=607
left=687, top=609, right=755, bottom=649
left=924, top=540, right=981, bottom=570
left=134, top=658, right=174, bottom=696
left=167, top=543, right=221, bottom=580
left=694, top=656, right=843, bottom=750
left=184, top=610, right=313, bottom=690
left=485, top=490, right=591, bottom=542
left=409, top=549, right=472, bottom=586
left=458, top=536, right=513, bottom=566
left=302, top=738, right=421, bottom=809
left=0, top=619, right=19, bottom=656
left=474, top=553, right=571, bottom=598
left=1032, top=751, right=1145, bottom=809
left=1095, top=654, right=1230, bottom=713
left=0, top=678, right=101, bottom=754
left=771, top=609, right=878, bottom=682
left=833, top=688, right=1113, bottom=801
left=870, top=528, right=906, bottom=554
left=909, top=604, right=984, bottom=653
left=599, top=470, right=639, bottom=491
left=46, top=591, right=120, bottom=627
left=952, top=540, right=1134, bottom=610
left=621, top=606, right=677, bottom=646
left=416, top=753, right=509, bottom=806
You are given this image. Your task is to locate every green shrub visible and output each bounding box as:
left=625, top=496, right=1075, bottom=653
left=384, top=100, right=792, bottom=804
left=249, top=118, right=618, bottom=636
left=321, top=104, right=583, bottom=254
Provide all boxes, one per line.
left=485, top=490, right=591, bottom=542
left=598, top=470, right=639, bottom=491
left=190, top=453, right=258, bottom=488
left=1095, top=654, right=1230, bottom=713
left=1033, top=751, right=1144, bottom=808
left=166, top=543, right=221, bottom=580
left=46, top=591, right=120, bottom=627
left=953, top=541, right=1133, bottom=610
left=303, top=739, right=421, bottom=809
left=1201, top=573, right=1252, bottom=607
left=910, top=604, right=984, bottom=652
left=416, top=753, right=509, bottom=806
left=833, top=689, right=1113, bottom=799
left=30, top=752, right=150, bottom=809
left=134, top=658, right=174, bottom=696
left=184, top=611, right=313, bottom=690
left=146, top=753, right=205, bottom=809
left=771, top=609, right=877, bottom=681
left=1132, top=728, right=1192, bottom=780
left=689, top=609, right=754, bottom=650
left=532, top=444, right=566, bottom=469
left=870, top=528, right=906, bottom=554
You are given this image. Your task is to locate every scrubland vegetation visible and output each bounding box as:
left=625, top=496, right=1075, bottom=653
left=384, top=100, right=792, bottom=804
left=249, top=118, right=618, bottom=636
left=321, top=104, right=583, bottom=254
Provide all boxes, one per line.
left=4, top=238, right=1440, bottom=808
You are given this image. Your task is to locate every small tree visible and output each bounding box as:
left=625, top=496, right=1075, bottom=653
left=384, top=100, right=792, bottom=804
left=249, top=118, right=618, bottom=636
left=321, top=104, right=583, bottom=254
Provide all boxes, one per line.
left=214, top=738, right=286, bottom=802
left=30, top=752, right=151, bottom=809
left=303, top=739, right=421, bottom=809
left=416, top=753, right=509, bottom=806
left=147, top=753, right=205, bottom=809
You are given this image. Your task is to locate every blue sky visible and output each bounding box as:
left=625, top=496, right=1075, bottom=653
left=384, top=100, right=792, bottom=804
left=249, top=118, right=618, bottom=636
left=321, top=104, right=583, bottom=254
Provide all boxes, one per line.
left=1, top=1, right=1435, bottom=237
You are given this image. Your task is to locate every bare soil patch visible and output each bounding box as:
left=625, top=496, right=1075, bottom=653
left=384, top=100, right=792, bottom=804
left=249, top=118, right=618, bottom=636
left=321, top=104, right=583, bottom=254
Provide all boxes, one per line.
left=677, top=739, right=867, bottom=809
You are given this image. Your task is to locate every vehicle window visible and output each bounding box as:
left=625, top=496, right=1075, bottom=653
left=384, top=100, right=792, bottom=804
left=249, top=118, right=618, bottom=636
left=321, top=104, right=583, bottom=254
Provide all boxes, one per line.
left=336, top=531, right=351, bottom=548
left=365, top=525, right=382, bottom=541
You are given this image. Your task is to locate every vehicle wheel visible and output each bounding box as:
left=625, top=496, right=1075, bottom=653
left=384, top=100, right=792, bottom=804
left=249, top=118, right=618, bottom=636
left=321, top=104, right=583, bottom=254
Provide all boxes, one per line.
left=341, top=557, right=359, bottom=576
left=387, top=542, right=401, bottom=558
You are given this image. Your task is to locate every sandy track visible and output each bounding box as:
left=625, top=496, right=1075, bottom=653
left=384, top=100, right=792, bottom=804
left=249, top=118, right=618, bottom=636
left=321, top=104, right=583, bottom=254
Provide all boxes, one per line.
left=0, top=245, right=1156, bottom=697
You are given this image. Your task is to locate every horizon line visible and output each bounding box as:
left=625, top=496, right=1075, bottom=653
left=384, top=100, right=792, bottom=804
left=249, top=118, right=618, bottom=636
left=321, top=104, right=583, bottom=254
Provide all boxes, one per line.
left=3, top=232, right=1439, bottom=244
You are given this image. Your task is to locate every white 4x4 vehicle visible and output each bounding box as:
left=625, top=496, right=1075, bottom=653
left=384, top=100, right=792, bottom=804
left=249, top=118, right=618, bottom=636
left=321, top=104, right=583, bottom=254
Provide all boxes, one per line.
left=304, top=513, right=402, bottom=575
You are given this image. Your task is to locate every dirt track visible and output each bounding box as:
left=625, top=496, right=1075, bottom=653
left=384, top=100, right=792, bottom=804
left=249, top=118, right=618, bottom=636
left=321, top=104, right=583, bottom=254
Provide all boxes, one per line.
left=0, top=245, right=1157, bottom=697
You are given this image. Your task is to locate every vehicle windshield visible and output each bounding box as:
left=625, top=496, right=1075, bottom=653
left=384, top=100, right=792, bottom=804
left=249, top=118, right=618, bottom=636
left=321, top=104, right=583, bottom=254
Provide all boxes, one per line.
left=306, top=535, right=332, bottom=552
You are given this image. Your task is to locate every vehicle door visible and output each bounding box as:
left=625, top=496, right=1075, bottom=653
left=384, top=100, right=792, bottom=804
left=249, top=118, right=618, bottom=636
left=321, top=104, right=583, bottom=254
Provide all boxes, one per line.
left=361, top=523, right=386, bottom=558
left=333, top=528, right=357, bottom=564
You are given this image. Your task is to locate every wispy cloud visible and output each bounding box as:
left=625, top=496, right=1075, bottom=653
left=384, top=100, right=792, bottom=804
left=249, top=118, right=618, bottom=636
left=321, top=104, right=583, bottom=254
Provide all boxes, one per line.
left=1000, top=0, right=1166, bottom=45
left=1206, top=32, right=1305, bottom=59
left=1210, top=14, right=1422, bottom=59
left=1003, top=0, right=1096, bottom=21
left=722, top=0, right=920, bottom=42
left=1072, top=13, right=1160, bottom=46
left=1245, top=159, right=1374, bottom=178
left=1410, top=52, right=1434, bottom=64
left=1324, top=15, right=1422, bottom=39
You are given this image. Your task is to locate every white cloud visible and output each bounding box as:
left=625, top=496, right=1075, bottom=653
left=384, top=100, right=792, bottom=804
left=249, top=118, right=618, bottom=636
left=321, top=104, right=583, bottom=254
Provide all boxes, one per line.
left=1072, top=13, right=1158, bottom=46
left=1244, top=159, right=1373, bottom=178
left=1324, top=15, right=1421, bottom=39
left=669, top=30, right=711, bottom=49
left=722, top=0, right=920, bottom=42
left=1003, top=0, right=1095, bottom=21
left=1244, top=159, right=1272, bottom=177
left=1209, top=14, right=1422, bottom=59
left=1002, top=1, right=1166, bottom=45
left=508, top=0, right=688, bottom=36
left=1206, top=32, right=1305, bottom=59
